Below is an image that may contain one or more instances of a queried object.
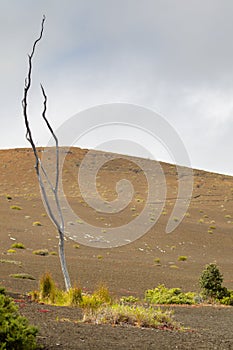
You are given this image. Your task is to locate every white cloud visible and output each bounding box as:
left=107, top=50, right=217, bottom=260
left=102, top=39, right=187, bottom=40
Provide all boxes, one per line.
left=0, top=1, right=233, bottom=174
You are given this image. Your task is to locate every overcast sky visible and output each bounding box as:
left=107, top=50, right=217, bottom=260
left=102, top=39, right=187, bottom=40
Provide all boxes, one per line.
left=1, top=0, right=233, bottom=175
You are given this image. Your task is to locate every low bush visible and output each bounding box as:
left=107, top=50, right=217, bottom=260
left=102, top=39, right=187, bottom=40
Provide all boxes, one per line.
left=0, top=287, right=38, bottom=349
left=86, top=304, right=180, bottom=330
left=220, top=290, right=233, bottom=306
left=33, top=249, right=49, bottom=256
left=145, top=284, right=196, bottom=305
left=199, top=263, right=224, bottom=299
left=10, top=205, right=22, bottom=210
left=39, top=272, right=56, bottom=303
left=178, top=256, right=187, bottom=261
left=11, top=242, right=25, bottom=249
left=199, top=263, right=231, bottom=303
left=120, top=295, right=139, bottom=304
left=10, top=273, right=35, bottom=280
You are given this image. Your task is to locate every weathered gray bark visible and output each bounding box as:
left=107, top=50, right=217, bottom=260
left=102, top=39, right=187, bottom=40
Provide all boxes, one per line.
left=22, top=16, right=71, bottom=290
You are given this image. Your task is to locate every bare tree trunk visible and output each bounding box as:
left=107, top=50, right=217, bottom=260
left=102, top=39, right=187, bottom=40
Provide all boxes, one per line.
left=22, top=16, right=71, bottom=290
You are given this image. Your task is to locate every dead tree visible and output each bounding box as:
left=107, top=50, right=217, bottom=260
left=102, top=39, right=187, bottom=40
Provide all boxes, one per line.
left=22, top=16, right=71, bottom=290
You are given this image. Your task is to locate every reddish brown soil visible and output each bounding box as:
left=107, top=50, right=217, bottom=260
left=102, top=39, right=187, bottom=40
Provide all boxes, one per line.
left=0, top=148, right=233, bottom=349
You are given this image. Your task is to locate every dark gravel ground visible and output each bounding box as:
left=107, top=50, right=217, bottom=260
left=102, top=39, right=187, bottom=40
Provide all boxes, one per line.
left=14, top=294, right=233, bottom=350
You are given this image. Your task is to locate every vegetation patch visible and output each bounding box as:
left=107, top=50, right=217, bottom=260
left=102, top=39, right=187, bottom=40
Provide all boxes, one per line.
left=0, top=259, right=22, bottom=266
left=32, top=221, right=42, bottom=226
left=178, top=256, right=187, bottom=261
left=0, top=287, right=38, bottom=349
left=10, top=273, right=36, bottom=280
left=145, top=285, right=197, bottom=305
left=10, top=205, right=22, bottom=210
left=199, top=263, right=232, bottom=304
left=33, top=249, right=49, bottom=256
left=31, top=274, right=183, bottom=330
left=7, top=249, right=16, bottom=254
left=11, top=242, right=25, bottom=249
left=85, top=304, right=180, bottom=330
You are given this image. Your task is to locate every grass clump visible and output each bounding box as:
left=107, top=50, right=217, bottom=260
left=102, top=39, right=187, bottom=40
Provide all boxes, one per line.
left=39, top=272, right=56, bottom=303
left=11, top=242, right=25, bottom=249
left=5, top=194, right=12, bottom=200
left=32, top=221, right=42, bottom=226
left=178, top=255, right=187, bottom=261
left=10, top=273, right=35, bottom=280
left=86, top=304, right=180, bottom=330
left=33, top=249, right=49, bottom=256
left=0, top=287, right=38, bottom=349
left=7, top=249, right=16, bottom=254
left=10, top=205, right=22, bottom=210
left=145, top=284, right=196, bottom=305
left=154, top=257, right=161, bottom=264
left=0, top=259, right=22, bottom=266
left=120, top=296, right=139, bottom=304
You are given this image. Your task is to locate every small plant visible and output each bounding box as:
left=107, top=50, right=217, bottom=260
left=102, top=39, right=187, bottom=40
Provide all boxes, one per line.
left=73, top=244, right=80, bottom=249
left=32, top=221, right=42, bottom=226
left=97, top=255, right=103, bottom=260
left=0, top=259, right=22, bottom=265
left=224, top=214, right=231, bottom=219
left=169, top=265, right=179, bottom=269
left=39, top=272, right=56, bottom=303
left=120, top=295, right=139, bottom=304
left=154, top=257, right=161, bottom=264
left=178, top=256, right=187, bottom=262
left=5, top=194, right=12, bottom=200
left=209, top=225, right=216, bottom=230
left=11, top=242, right=25, bottom=249
left=10, top=273, right=35, bottom=280
left=145, top=285, right=196, bottom=305
left=199, top=263, right=228, bottom=300
left=93, top=284, right=112, bottom=304
left=33, top=249, right=49, bottom=256
left=10, top=205, right=22, bottom=210
left=7, top=249, right=16, bottom=254
left=85, top=304, right=180, bottom=330
left=220, top=290, right=233, bottom=306
left=49, top=251, right=57, bottom=256
left=68, top=287, right=83, bottom=306
left=0, top=287, right=38, bottom=349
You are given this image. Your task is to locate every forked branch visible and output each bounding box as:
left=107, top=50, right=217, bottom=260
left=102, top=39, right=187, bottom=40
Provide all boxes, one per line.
left=22, top=16, right=71, bottom=290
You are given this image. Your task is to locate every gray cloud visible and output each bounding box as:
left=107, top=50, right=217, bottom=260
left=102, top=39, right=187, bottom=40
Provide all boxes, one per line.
left=1, top=0, right=233, bottom=174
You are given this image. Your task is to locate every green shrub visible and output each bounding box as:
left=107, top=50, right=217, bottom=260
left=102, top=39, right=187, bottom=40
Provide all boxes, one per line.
left=7, top=249, right=16, bottom=254
left=199, top=263, right=224, bottom=299
left=39, top=272, right=56, bottom=303
left=68, top=287, right=83, bottom=306
left=11, top=242, right=25, bottom=249
left=93, top=284, right=111, bottom=304
left=10, top=205, right=22, bottom=210
left=120, top=296, right=139, bottom=304
left=178, top=256, right=187, bottom=261
left=32, top=221, right=42, bottom=226
left=10, top=273, right=35, bottom=280
left=86, top=304, right=180, bottom=330
left=145, top=284, right=196, bottom=305
left=0, top=287, right=38, bottom=349
left=33, top=249, right=49, bottom=256
left=220, top=290, right=233, bottom=306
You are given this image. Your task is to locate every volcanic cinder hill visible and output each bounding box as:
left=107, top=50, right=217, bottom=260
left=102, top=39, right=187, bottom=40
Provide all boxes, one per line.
left=0, top=147, right=232, bottom=296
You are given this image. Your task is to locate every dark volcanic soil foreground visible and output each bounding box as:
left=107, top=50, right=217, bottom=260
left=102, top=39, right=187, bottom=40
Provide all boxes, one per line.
left=0, top=148, right=233, bottom=349
left=15, top=293, right=233, bottom=350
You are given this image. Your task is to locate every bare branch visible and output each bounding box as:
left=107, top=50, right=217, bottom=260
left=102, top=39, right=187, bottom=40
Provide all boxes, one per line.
left=22, top=16, right=71, bottom=290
